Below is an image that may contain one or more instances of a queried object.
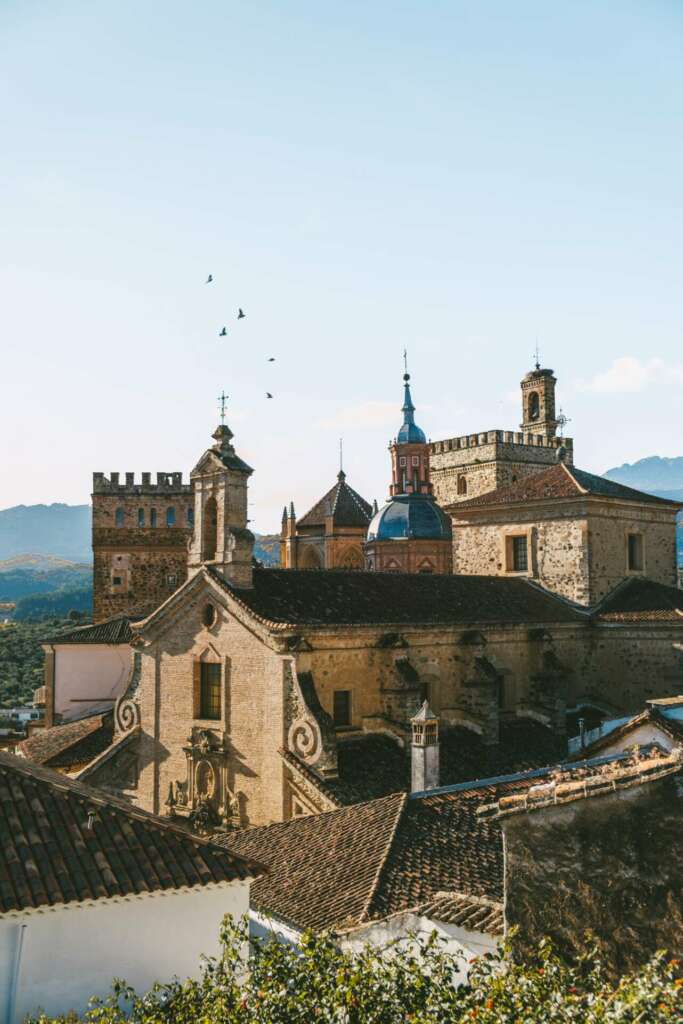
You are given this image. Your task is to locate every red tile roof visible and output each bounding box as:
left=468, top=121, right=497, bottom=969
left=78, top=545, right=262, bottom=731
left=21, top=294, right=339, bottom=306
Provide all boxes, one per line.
left=297, top=472, right=372, bottom=529
left=44, top=616, right=134, bottom=645
left=19, top=713, right=114, bottom=771
left=594, top=578, right=683, bottom=622
left=0, top=752, right=262, bottom=915
left=453, top=464, right=681, bottom=511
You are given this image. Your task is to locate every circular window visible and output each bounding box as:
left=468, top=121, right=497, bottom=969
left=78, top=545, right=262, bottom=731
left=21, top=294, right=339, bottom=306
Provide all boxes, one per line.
left=202, top=603, right=217, bottom=628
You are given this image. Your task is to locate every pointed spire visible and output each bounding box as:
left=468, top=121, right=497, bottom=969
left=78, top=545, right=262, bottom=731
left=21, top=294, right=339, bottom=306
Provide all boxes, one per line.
left=397, top=353, right=426, bottom=444
left=289, top=501, right=296, bottom=519
left=282, top=505, right=288, bottom=523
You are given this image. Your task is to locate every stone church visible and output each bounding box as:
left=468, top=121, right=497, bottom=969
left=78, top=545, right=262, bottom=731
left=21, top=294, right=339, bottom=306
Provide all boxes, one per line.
left=30, top=360, right=682, bottom=832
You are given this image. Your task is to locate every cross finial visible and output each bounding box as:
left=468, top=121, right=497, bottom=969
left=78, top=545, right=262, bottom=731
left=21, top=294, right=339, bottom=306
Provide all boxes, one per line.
left=339, top=437, right=344, bottom=474
left=534, top=341, right=541, bottom=371
left=217, top=391, right=229, bottom=424
left=557, top=407, right=571, bottom=438
left=403, top=347, right=409, bottom=376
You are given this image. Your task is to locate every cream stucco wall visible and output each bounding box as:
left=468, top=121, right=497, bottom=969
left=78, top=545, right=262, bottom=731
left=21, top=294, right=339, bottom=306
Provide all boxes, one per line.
left=0, top=881, right=249, bottom=1024
left=54, top=644, right=132, bottom=720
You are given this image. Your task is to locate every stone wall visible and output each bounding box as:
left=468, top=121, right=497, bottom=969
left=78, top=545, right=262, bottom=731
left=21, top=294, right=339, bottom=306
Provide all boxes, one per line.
left=430, top=433, right=573, bottom=507
left=587, top=505, right=678, bottom=600
left=92, top=476, right=193, bottom=621
left=502, top=771, right=683, bottom=972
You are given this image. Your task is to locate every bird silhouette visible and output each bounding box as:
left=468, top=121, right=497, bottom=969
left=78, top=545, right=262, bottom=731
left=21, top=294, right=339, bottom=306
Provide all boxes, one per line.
left=237, top=308, right=245, bottom=319
left=266, top=392, right=273, bottom=399
left=206, top=274, right=213, bottom=284
left=219, top=327, right=227, bottom=337
left=268, top=357, right=275, bottom=362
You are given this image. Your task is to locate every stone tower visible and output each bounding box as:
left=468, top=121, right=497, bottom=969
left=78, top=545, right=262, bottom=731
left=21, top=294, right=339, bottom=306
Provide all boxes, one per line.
left=187, top=422, right=255, bottom=588
left=365, top=367, right=452, bottom=574
left=520, top=363, right=558, bottom=437
left=410, top=700, right=440, bottom=793
left=92, top=470, right=193, bottom=623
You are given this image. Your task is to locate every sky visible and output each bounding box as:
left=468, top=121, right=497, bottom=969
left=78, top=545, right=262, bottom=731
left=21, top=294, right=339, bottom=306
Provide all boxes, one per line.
left=2, top=1, right=682, bottom=532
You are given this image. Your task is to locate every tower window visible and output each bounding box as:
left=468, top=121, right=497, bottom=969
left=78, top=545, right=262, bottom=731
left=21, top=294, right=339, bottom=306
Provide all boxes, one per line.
left=528, top=391, right=540, bottom=421
left=333, top=690, right=351, bottom=728
left=199, top=662, right=222, bottom=720
left=627, top=533, right=644, bottom=572
left=412, top=455, right=420, bottom=466
left=399, top=456, right=407, bottom=467
left=166, top=506, right=176, bottom=527
left=115, top=508, right=124, bottom=527
left=202, top=497, right=218, bottom=561
left=457, top=475, right=468, bottom=496
left=187, top=506, right=194, bottom=526
left=137, top=508, right=145, bottom=527
left=150, top=508, right=157, bottom=528
left=509, top=535, right=529, bottom=572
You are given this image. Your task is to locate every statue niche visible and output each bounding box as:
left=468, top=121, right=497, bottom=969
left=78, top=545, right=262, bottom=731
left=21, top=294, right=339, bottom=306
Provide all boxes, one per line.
left=165, top=727, right=241, bottom=834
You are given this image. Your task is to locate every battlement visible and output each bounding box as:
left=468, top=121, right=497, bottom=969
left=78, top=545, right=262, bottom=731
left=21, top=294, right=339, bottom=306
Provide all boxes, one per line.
left=92, top=471, right=193, bottom=494
left=430, top=431, right=573, bottom=456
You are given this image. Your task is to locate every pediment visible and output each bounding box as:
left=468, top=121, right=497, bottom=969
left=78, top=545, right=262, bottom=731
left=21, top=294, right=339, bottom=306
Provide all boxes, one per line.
left=191, top=449, right=227, bottom=478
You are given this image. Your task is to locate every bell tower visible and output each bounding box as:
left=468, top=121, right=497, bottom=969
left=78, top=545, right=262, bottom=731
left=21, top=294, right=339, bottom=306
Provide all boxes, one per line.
left=520, top=354, right=558, bottom=437
left=187, top=401, right=255, bottom=588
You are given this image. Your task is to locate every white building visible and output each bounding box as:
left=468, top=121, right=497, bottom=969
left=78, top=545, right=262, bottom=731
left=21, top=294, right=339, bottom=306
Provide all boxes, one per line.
left=0, top=752, right=262, bottom=1023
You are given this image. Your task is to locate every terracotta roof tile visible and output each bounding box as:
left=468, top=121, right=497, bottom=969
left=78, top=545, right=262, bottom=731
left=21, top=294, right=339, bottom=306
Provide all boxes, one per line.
left=44, top=616, right=133, bottom=645
left=594, top=578, right=683, bottom=623
left=454, top=464, right=681, bottom=510
left=297, top=473, right=372, bottom=529
left=417, top=892, right=504, bottom=935
left=19, top=713, right=114, bottom=770
left=0, top=752, right=261, bottom=915
left=213, top=567, right=585, bottom=629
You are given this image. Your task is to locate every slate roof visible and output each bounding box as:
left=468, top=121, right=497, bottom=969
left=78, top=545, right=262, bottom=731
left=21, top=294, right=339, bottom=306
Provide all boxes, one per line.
left=453, top=463, right=681, bottom=511
left=19, top=713, right=114, bottom=772
left=212, top=566, right=585, bottom=630
left=44, top=616, right=133, bottom=645
left=297, top=472, right=372, bottom=529
left=0, top=752, right=262, bottom=915
left=593, top=578, right=683, bottom=622
left=221, top=747, right=670, bottom=936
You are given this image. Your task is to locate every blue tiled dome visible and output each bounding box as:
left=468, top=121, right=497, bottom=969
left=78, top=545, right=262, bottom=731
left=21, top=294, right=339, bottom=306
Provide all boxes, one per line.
left=367, top=494, right=452, bottom=542
left=396, top=372, right=426, bottom=444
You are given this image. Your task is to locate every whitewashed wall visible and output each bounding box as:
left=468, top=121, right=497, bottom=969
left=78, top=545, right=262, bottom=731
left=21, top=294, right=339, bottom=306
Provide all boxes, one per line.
left=54, top=644, right=132, bottom=720
left=0, top=880, right=249, bottom=1023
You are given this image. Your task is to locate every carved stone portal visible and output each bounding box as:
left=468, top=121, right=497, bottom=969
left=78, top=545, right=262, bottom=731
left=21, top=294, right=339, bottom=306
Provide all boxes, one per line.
left=165, top=727, right=241, bottom=834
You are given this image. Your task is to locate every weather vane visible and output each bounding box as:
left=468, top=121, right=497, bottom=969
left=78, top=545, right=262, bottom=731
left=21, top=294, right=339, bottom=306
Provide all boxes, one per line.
left=339, top=437, right=344, bottom=474
left=534, top=341, right=541, bottom=370
left=218, top=390, right=229, bottom=425
left=403, top=347, right=409, bottom=377
left=557, top=407, right=571, bottom=438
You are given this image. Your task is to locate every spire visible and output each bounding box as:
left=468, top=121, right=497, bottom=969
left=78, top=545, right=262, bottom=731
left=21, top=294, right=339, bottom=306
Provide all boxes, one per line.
left=397, top=353, right=426, bottom=445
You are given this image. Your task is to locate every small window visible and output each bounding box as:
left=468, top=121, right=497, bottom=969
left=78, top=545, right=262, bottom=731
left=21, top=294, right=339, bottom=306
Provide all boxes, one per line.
left=199, top=663, right=221, bottom=720
left=628, top=533, right=644, bottom=572
left=166, top=506, right=176, bottom=527
left=399, top=456, right=407, bottom=467
left=457, top=476, right=467, bottom=496
left=150, top=508, right=157, bottom=527
left=529, top=391, right=540, bottom=421
left=187, top=506, right=194, bottom=526
left=112, top=575, right=122, bottom=586
left=412, top=455, right=420, bottom=466
left=115, top=508, right=124, bottom=527
left=137, top=508, right=145, bottom=527
left=202, top=603, right=216, bottom=628
left=511, top=535, right=528, bottom=572
left=167, top=573, right=178, bottom=586
left=333, top=690, right=351, bottom=728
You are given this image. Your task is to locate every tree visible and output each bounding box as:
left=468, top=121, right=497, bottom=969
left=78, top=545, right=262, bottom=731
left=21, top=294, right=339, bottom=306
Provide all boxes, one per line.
left=29, top=919, right=682, bottom=1023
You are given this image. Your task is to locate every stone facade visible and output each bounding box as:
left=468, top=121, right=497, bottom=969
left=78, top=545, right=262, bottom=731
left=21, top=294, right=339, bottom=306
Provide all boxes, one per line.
left=92, top=472, right=193, bottom=622
left=280, top=471, right=372, bottom=571
left=501, top=765, right=683, bottom=972
left=450, top=495, right=678, bottom=606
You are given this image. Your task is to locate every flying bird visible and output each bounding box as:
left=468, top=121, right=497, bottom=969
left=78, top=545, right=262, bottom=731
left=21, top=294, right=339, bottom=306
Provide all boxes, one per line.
left=237, top=308, right=245, bottom=319
left=266, top=392, right=273, bottom=399
left=206, top=274, right=213, bottom=284
left=268, top=357, right=275, bottom=362
left=219, top=327, right=227, bottom=336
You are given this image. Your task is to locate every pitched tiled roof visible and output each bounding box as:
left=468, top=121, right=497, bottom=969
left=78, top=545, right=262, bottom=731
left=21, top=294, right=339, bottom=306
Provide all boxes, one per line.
left=594, top=578, right=683, bottom=622
left=44, top=616, right=133, bottom=645
left=297, top=472, right=372, bottom=529
left=0, top=752, right=262, bottom=915
left=453, top=464, right=681, bottom=510
left=308, top=721, right=568, bottom=807
left=219, top=794, right=407, bottom=932
left=19, top=713, right=114, bottom=771
left=213, top=567, right=585, bottom=629
left=222, top=747, right=671, bottom=936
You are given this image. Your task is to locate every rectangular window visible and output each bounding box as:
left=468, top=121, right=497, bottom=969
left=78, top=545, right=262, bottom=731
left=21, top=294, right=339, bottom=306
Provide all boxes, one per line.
left=412, top=455, right=420, bottom=466
left=333, top=690, right=351, bottom=728
left=199, top=663, right=221, bottom=720
left=399, top=456, right=407, bottom=467
left=511, top=535, right=528, bottom=572
left=167, top=574, right=178, bottom=586
left=112, top=576, right=122, bottom=586
left=627, top=533, right=644, bottom=571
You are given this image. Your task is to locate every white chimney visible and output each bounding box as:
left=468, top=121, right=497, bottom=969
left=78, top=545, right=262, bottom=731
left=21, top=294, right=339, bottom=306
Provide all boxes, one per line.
left=410, top=700, right=440, bottom=793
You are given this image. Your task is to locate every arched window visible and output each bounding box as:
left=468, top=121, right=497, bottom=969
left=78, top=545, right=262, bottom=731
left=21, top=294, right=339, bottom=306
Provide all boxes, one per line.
left=457, top=475, right=468, bottom=495
left=150, top=508, right=157, bottom=528
left=166, top=506, right=176, bottom=527
left=300, top=545, right=322, bottom=570
left=187, top=506, right=194, bottom=527
left=115, top=508, right=124, bottom=527
left=528, top=391, right=540, bottom=421
left=202, top=496, right=218, bottom=561
left=137, top=508, right=145, bottom=527
left=338, top=546, right=363, bottom=570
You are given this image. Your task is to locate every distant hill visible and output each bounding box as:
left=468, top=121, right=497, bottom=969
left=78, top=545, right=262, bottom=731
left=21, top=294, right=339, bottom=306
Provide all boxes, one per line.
left=603, top=456, right=683, bottom=565
left=0, top=504, right=91, bottom=562
left=254, top=534, right=280, bottom=566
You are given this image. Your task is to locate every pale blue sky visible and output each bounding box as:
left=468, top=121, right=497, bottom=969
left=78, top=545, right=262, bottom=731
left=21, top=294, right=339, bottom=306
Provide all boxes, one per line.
left=2, top=1, right=682, bottom=531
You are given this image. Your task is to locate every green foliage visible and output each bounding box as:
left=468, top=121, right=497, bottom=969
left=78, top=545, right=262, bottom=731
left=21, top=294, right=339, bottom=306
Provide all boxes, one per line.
left=29, top=918, right=682, bottom=1024
left=0, top=616, right=78, bottom=707
left=13, top=586, right=92, bottom=621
